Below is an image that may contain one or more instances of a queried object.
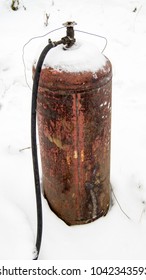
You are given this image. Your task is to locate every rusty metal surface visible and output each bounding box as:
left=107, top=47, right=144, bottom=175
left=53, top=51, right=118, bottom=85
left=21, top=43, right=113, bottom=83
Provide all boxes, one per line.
left=34, top=59, right=112, bottom=225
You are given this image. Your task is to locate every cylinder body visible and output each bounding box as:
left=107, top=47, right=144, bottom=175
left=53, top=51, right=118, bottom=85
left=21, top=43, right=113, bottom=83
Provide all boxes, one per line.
left=34, top=57, right=112, bottom=225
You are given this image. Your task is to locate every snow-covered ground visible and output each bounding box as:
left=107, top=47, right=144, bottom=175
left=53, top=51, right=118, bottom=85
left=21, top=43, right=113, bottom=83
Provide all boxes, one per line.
left=0, top=0, right=146, bottom=260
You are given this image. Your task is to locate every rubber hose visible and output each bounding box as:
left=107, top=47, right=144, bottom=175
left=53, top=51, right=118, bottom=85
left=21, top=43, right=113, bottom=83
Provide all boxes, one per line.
left=31, top=42, right=54, bottom=260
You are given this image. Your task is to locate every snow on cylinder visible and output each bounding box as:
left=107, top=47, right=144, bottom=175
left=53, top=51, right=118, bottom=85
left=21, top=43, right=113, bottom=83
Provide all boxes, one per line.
left=34, top=39, right=107, bottom=73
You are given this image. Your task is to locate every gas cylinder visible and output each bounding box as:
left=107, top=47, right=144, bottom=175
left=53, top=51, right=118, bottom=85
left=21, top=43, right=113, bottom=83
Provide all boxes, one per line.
left=33, top=22, right=112, bottom=225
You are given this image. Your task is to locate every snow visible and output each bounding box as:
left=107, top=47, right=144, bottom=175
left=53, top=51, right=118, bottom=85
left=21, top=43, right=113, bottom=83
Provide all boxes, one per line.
left=0, top=0, right=146, bottom=260
left=40, top=39, right=107, bottom=72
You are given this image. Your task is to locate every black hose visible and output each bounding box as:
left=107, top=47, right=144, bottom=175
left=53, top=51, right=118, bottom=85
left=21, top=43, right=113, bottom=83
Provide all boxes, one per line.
left=31, top=42, right=54, bottom=260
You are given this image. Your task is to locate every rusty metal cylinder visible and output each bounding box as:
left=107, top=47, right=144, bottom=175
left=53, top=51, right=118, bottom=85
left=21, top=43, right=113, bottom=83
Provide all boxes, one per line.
left=34, top=39, right=112, bottom=225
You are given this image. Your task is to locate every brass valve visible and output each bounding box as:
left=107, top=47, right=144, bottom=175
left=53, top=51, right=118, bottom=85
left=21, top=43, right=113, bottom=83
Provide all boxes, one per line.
left=49, top=21, right=77, bottom=49
left=62, top=21, right=77, bottom=49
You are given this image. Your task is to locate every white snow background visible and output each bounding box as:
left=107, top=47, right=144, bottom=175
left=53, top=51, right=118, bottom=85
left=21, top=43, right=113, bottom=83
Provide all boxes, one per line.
left=0, top=0, right=146, bottom=260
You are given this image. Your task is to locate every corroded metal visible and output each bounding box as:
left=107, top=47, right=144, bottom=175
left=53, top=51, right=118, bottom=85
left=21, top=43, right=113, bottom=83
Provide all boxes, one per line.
left=34, top=58, right=112, bottom=225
